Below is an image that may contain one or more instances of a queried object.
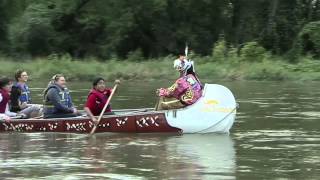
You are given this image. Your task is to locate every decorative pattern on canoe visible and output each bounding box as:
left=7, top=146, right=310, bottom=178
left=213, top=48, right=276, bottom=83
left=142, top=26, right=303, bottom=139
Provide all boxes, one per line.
left=0, top=112, right=182, bottom=134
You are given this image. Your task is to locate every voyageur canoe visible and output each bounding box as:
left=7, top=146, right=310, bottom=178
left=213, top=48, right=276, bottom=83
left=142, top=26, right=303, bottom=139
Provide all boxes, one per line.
left=0, top=84, right=237, bottom=134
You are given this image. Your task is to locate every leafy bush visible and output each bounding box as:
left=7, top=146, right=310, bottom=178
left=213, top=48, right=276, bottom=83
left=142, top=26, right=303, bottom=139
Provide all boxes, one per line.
left=212, top=38, right=227, bottom=62
left=127, top=48, right=144, bottom=61
left=245, top=61, right=288, bottom=80
left=297, top=21, right=320, bottom=57
left=240, top=42, right=266, bottom=62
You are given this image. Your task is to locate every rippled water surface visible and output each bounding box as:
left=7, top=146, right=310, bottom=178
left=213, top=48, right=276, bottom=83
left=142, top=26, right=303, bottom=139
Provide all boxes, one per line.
left=0, top=80, right=319, bottom=179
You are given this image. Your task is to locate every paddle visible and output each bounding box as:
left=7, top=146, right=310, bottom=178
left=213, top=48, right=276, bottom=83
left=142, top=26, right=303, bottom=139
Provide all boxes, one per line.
left=89, top=82, right=119, bottom=135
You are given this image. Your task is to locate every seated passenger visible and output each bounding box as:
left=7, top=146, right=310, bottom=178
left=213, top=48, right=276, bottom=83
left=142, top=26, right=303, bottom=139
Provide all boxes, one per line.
left=10, top=69, right=42, bottom=118
left=84, top=78, right=120, bottom=122
left=43, top=74, right=79, bottom=118
left=0, top=77, right=22, bottom=121
left=155, top=56, right=202, bottom=110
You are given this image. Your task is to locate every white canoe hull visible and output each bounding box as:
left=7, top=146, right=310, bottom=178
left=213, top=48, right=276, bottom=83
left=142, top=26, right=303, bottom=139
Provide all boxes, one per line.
left=165, top=84, right=237, bottom=134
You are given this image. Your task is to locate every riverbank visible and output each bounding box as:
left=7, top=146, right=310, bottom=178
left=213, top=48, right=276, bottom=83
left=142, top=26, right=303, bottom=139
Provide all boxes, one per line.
left=1, top=55, right=320, bottom=81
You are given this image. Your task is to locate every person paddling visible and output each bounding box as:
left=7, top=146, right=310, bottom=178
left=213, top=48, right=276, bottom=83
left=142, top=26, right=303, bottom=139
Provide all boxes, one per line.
left=84, top=78, right=120, bottom=123
left=155, top=56, right=203, bottom=110
left=43, top=74, right=79, bottom=118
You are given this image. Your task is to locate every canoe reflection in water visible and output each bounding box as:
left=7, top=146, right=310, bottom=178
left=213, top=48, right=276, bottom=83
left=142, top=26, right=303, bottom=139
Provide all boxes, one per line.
left=0, top=133, right=235, bottom=179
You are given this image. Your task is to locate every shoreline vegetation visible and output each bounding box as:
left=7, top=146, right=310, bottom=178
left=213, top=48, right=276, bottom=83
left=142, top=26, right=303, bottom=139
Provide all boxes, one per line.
left=1, top=52, right=320, bottom=82
left=1, top=1, right=320, bottom=82
left=1, top=2, right=320, bottom=60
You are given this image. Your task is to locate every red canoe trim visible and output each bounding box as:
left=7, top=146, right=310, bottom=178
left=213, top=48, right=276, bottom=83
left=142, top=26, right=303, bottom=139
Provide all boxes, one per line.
left=0, top=112, right=182, bottom=134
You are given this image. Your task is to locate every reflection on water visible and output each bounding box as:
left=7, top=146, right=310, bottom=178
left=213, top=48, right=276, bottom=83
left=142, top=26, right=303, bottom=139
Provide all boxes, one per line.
left=231, top=81, right=320, bottom=179
left=1, top=80, right=320, bottom=179
left=0, top=133, right=235, bottom=179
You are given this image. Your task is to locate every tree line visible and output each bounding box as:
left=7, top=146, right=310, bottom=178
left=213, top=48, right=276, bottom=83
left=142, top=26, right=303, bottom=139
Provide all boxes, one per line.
left=0, top=0, right=320, bottom=60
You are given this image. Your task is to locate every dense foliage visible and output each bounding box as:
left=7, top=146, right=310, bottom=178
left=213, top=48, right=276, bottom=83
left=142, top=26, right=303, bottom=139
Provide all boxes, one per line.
left=0, top=0, right=320, bottom=60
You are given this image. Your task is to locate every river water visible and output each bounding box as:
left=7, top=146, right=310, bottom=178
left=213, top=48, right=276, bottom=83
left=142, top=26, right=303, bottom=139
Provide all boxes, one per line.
left=0, top=80, right=319, bottom=179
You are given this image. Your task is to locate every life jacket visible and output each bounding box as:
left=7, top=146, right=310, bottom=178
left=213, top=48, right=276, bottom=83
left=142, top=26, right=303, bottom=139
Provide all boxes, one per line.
left=87, top=89, right=112, bottom=116
left=43, top=84, right=72, bottom=115
left=13, top=83, right=31, bottom=103
left=0, top=89, right=10, bottom=113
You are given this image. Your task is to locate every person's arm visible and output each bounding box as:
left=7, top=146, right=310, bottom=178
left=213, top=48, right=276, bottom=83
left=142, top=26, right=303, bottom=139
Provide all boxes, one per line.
left=157, top=80, right=178, bottom=97
left=84, top=94, right=98, bottom=123
left=114, top=80, right=120, bottom=93
left=47, top=88, right=74, bottom=113
left=158, top=78, right=188, bottom=97
left=0, top=113, right=6, bottom=119
left=106, top=80, right=120, bottom=95
left=68, top=93, right=78, bottom=113
left=84, top=107, right=97, bottom=123
left=68, top=94, right=74, bottom=108
left=0, top=113, right=11, bottom=121
left=5, top=104, right=17, bottom=117
left=105, top=88, right=113, bottom=97
left=0, top=95, right=11, bottom=121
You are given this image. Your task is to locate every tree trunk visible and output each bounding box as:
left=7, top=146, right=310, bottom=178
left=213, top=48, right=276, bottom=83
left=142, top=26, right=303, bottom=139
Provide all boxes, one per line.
left=267, top=0, right=279, bottom=35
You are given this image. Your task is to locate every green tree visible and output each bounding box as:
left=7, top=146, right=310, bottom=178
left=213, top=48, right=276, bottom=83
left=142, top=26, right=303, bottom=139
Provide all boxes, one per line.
left=1, top=0, right=320, bottom=59
left=297, top=21, right=320, bottom=57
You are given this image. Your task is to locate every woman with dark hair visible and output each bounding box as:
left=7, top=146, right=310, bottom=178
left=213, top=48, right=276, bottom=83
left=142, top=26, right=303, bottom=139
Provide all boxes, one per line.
left=84, top=78, right=120, bottom=123
left=0, top=77, right=20, bottom=121
left=155, top=57, right=203, bottom=110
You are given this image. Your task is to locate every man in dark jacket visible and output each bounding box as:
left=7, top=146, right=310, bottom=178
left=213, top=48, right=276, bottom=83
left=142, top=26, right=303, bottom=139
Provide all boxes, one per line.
left=43, top=74, right=79, bottom=118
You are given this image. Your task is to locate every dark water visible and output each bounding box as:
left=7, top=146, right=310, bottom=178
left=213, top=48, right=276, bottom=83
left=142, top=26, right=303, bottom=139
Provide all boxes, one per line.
left=1, top=80, right=319, bottom=179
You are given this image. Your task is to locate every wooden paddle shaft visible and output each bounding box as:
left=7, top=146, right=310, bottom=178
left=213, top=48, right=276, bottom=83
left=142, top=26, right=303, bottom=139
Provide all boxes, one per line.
left=90, top=84, right=118, bottom=135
